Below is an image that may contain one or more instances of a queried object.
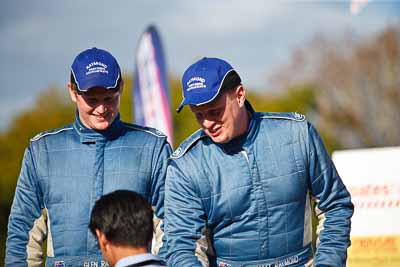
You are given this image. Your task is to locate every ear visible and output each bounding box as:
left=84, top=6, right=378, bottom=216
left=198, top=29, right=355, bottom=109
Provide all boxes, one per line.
left=95, top=229, right=108, bottom=252
left=68, top=83, right=78, bottom=103
left=235, top=85, right=246, bottom=107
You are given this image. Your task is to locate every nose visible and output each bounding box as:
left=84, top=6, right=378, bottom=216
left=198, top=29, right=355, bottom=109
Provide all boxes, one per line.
left=96, top=103, right=107, bottom=114
left=202, top=118, right=215, bottom=129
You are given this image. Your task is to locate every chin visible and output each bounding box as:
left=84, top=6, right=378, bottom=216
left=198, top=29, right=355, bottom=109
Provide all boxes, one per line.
left=92, top=122, right=112, bottom=130
left=210, top=135, right=229, bottom=144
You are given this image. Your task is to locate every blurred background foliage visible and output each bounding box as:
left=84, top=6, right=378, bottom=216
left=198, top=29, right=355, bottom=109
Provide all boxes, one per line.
left=1, top=26, right=400, bottom=263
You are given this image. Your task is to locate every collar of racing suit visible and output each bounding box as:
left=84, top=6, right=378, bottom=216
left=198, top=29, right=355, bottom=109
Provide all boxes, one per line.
left=72, top=111, right=124, bottom=143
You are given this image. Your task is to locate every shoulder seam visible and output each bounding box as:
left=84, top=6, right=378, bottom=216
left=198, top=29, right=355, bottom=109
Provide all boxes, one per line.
left=30, top=127, right=73, bottom=142
left=171, top=129, right=206, bottom=159
left=122, top=123, right=166, bottom=138
left=259, top=112, right=305, bottom=122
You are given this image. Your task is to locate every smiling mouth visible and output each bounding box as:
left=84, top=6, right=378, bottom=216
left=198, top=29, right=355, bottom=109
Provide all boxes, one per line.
left=93, top=114, right=109, bottom=121
left=209, top=128, right=222, bottom=137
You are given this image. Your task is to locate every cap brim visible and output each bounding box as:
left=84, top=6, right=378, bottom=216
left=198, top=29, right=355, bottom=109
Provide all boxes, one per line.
left=177, top=88, right=223, bottom=114
left=176, top=99, right=187, bottom=113
left=73, top=70, right=121, bottom=92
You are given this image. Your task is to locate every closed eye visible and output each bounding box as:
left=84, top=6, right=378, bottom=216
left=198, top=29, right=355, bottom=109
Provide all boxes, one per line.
left=194, top=113, right=204, bottom=121
left=84, top=97, right=98, bottom=105
left=208, top=109, right=222, bottom=117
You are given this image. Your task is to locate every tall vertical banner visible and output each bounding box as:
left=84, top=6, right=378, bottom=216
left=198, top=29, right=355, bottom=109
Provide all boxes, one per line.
left=332, top=147, right=400, bottom=267
left=133, top=25, right=173, bottom=145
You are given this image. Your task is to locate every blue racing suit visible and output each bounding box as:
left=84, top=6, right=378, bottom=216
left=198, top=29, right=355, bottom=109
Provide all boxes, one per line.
left=165, top=103, right=353, bottom=267
left=6, top=113, right=172, bottom=267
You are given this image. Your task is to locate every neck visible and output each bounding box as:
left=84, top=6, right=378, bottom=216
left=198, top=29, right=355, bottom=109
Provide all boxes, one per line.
left=109, top=245, right=148, bottom=267
left=237, top=108, right=252, bottom=138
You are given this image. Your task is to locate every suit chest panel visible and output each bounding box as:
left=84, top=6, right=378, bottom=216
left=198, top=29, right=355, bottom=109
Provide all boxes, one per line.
left=37, top=142, right=152, bottom=223
left=201, top=139, right=307, bottom=222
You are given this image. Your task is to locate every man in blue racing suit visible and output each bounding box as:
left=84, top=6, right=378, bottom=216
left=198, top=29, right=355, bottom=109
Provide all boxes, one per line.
left=6, top=47, right=172, bottom=266
left=165, top=57, right=353, bottom=267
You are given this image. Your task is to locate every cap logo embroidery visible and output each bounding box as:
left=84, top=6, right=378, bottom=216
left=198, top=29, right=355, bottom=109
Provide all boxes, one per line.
left=85, top=61, right=108, bottom=76
left=187, top=76, right=206, bottom=91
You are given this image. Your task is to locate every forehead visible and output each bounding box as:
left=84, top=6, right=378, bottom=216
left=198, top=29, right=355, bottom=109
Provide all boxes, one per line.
left=80, top=86, right=119, bottom=97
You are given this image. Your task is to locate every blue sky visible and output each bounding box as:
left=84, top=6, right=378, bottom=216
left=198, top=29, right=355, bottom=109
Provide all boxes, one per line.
left=1, top=0, right=399, bottom=129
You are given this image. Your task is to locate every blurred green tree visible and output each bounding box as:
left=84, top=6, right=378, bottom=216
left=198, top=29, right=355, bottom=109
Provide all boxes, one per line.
left=270, top=26, right=400, bottom=149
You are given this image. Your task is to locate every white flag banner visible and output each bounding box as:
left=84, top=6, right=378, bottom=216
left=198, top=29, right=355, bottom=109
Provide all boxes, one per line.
left=332, top=146, right=400, bottom=267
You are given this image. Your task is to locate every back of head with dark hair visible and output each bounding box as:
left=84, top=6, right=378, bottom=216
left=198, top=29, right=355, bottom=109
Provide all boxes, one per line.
left=89, top=190, right=153, bottom=248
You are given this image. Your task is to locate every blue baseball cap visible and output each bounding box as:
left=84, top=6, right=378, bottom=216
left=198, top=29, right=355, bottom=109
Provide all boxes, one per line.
left=177, top=57, right=241, bottom=113
left=71, top=47, right=121, bottom=92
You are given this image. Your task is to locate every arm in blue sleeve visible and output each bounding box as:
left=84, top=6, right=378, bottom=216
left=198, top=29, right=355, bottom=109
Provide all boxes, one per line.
left=6, top=146, right=45, bottom=266
left=150, top=138, right=172, bottom=258
left=307, top=122, right=354, bottom=267
left=164, top=160, right=206, bottom=267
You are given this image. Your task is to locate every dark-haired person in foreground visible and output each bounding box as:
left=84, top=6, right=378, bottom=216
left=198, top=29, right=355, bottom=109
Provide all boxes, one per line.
left=89, top=190, right=166, bottom=267
left=6, top=47, right=171, bottom=266
left=165, top=57, right=354, bottom=267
